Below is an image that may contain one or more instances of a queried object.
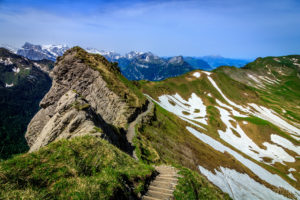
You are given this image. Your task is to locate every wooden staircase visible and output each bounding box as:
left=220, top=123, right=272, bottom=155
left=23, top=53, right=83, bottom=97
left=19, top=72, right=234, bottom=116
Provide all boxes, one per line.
left=143, top=165, right=180, bottom=200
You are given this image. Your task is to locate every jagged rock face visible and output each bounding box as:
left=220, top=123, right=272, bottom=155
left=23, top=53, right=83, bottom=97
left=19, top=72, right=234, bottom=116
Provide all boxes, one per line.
left=25, top=49, right=137, bottom=152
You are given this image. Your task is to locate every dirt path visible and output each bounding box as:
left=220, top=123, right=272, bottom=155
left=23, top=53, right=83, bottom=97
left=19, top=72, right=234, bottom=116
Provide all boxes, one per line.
left=127, top=98, right=154, bottom=160
left=143, top=165, right=179, bottom=200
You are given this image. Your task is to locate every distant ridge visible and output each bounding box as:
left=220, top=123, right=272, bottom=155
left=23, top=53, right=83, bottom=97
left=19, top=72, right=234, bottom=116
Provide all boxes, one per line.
left=2, top=42, right=251, bottom=81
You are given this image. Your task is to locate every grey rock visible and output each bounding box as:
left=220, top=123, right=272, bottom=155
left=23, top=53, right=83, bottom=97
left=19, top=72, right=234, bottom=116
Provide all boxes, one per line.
left=25, top=49, right=137, bottom=152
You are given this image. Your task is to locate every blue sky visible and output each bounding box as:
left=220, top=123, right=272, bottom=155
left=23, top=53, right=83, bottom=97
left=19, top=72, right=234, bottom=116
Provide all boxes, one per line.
left=0, top=0, right=299, bottom=58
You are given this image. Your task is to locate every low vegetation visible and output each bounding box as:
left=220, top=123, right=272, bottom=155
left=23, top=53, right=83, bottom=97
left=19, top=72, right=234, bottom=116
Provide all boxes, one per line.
left=174, top=166, right=231, bottom=200
left=0, top=136, right=154, bottom=199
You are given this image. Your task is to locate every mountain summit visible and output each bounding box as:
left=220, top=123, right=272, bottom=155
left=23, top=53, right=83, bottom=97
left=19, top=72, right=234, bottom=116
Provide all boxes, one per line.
left=25, top=47, right=147, bottom=152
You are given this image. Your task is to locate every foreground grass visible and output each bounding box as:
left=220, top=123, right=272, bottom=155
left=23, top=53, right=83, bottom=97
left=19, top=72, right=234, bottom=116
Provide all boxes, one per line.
left=0, top=136, right=154, bottom=200
left=174, top=166, right=231, bottom=200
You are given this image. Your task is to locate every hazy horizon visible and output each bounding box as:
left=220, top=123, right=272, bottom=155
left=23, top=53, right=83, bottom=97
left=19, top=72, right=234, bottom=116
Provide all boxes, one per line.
left=0, top=0, right=299, bottom=59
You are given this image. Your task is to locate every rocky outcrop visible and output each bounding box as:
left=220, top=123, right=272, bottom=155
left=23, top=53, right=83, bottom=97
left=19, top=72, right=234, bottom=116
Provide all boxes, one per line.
left=25, top=47, right=144, bottom=152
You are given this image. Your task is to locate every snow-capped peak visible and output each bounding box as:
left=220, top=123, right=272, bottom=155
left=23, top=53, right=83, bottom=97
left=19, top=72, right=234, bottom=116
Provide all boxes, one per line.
left=0, top=44, right=18, bottom=54
left=125, top=51, right=145, bottom=59
left=85, top=48, right=121, bottom=60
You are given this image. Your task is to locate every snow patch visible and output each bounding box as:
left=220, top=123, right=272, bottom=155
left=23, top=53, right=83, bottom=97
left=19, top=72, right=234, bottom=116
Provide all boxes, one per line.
left=287, top=173, right=297, bottom=181
left=289, top=168, right=296, bottom=172
left=193, top=72, right=201, bottom=78
left=271, top=134, right=300, bottom=155
left=248, top=74, right=261, bottom=83
left=216, top=99, right=246, bottom=118
left=207, top=75, right=248, bottom=112
left=249, top=104, right=300, bottom=135
left=136, top=63, right=149, bottom=68
left=294, top=63, right=300, bottom=67
left=145, top=93, right=207, bottom=128
left=259, top=76, right=279, bottom=84
left=215, top=106, right=294, bottom=164
left=12, top=67, right=20, bottom=73
left=198, top=166, right=290, bottom=200
left=203, top=71, right=212, bottom=75
left=34, top=63, right=42, bottom=68
left=0, top=57, right=13, bottom=65
left=5, top=83, right=14, bottom=87
left=186, top=126, right=300, bottom=198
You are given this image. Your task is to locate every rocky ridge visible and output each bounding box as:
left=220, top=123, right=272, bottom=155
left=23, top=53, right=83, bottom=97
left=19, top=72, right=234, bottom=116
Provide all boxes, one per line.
left=25, top=47, right=147, bottom=152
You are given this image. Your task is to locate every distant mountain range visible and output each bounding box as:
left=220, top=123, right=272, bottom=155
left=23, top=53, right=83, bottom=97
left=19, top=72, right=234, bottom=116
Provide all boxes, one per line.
left=1, top=43, right=252, bottom=81
left=200, top=55, right=251, bottom=68
left=16, top=42, right=69, bottom=61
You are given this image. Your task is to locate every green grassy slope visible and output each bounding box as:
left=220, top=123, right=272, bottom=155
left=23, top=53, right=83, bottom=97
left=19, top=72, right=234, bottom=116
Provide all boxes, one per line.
left=138, top=56, right=300, bottom=196
left=216, top=55, right=300, bottom=123
left=0, top=136, right=154, bottom=199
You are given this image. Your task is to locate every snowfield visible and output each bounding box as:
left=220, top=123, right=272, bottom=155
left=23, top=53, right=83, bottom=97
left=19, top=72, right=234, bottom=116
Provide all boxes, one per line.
left=206, top=72, right=300, bottom=136
left=216, top=105, right=295, bottom=164
left=207, top=75, right=248, bottom=112
left=198, top=166, right=290, bottom=200
left=186, top=127, right=300, bottom=199
left=248, top=104, right=300, bottom=135
left=146, top=93, right=207, bottom=128
left=271, top=134, right=300, bottom=155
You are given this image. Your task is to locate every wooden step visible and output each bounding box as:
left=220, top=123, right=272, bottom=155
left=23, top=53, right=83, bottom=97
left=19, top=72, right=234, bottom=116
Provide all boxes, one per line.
left=149, top=185, right=174, bottom=194
left=158, top=174, right=179, bottom=177
left=146, top=190, right=173, bottom=199
left=142, top=165, right=179, bottom=200
left=156, top=177, right=178, bottom=183
left=143, top=196, right=161, bottom=200
left=151, top=180, right=177, bottom=190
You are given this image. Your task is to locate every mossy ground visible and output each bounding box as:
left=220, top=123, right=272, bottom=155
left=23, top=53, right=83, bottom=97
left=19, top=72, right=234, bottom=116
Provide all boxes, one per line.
left=0, top=136, right=154, bottom=200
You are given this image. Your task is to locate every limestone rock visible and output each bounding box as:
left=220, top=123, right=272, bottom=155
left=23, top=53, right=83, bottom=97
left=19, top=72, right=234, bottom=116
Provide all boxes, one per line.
left=25, top=47, right=143, bottom=152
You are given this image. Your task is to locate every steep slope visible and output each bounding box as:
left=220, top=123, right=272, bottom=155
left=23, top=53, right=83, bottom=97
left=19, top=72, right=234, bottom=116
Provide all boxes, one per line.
left=139, top=56, right=300, bottom=199
left=25, top=47, right=147, bottom=152
left=0, top=48, right=52, bottom=159
left=0, top=136, right=154, bottom=199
